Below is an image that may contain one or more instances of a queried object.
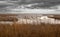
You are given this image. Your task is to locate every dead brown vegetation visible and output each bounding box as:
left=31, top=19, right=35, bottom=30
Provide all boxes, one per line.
left=0, top=23, right=60, bottom=37
left=0, top=14, right=60, bottom=37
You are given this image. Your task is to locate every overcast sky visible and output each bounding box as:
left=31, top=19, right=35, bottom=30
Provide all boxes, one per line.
left=0, top=0, right=60, bottom=14
left=0, top=0, right=60, bottom=2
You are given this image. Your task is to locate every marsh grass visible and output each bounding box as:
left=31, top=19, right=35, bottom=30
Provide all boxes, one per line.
left=0, top=23, right=59, bottom=37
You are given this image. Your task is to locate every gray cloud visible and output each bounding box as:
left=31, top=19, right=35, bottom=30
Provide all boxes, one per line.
left=0, top=0, right=60, bottom=14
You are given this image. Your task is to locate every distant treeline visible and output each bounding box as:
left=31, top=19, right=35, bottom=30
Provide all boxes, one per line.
left=0, top=16, right=18, bottom=22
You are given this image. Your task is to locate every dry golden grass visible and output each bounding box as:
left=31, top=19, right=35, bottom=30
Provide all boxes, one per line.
left=0, top=23, right=59, bottom=37
left=0, top=14, right=60, bottom=37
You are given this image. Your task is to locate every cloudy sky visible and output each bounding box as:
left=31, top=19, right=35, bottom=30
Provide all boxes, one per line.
left=0, top=0, right=60, bottom=14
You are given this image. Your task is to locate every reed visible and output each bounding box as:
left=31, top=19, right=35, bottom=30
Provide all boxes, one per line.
left=0, top=23, right=59, bottom=37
